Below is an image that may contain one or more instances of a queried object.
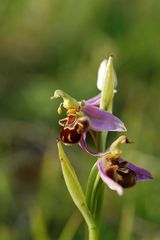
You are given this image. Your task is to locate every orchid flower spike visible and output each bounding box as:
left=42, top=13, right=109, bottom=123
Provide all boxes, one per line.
left=98, top=136, right=153, bottom=195
left=51, top=90, right=126, bottom=148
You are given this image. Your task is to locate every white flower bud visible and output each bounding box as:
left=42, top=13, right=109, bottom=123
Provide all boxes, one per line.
left=97, top=59, right=118, bottom=91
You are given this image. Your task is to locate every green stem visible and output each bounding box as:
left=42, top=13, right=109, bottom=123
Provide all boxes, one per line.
left=87, top=171, right=104, bottom=228
left=90, top=173, right=101, bottom=213
left=93, top=132, right=105, bottom=226
left=94, top=99, right=113, bottom=225
left=86, top=57, right=115, bottom=239
left=93, top=182, right=104, bottom=233
left=88, top=226, right=98, bottom=240
left=86, top=162, right=99, bottom=209
left=92, top=100, right=113, bottom=232
left=85, top=118, right=110, bottom=239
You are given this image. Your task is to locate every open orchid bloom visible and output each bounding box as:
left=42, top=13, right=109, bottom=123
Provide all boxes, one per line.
left=52, top=90, right=126, bottom=146
left=97, top=136, right=153, bottom=195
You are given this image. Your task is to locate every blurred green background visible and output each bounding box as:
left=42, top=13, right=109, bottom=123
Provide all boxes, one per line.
left=0, top=0, right=160, bottom=239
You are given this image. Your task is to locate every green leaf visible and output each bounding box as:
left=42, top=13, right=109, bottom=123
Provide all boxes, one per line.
left=57, top=140, right=95, bottom=228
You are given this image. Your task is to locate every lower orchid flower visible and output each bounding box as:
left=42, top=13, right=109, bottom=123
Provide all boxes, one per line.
left=51, top=90, right=126, bottom=148
left=97, top=136, right=153, bottom=195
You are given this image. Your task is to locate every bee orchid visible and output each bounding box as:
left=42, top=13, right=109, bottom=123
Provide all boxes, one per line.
left=97, top=136, right=153, bottom=195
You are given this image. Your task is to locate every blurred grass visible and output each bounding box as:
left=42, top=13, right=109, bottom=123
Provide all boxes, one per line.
left=0, top=0, right=160, bottom=239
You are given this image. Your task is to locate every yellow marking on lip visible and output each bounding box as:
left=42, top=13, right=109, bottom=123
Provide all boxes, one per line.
left=78, top=122, right=84, bottom=128
left=68, top=133, right=72, bottom=142
left=76, top=124, right=83, bottom=134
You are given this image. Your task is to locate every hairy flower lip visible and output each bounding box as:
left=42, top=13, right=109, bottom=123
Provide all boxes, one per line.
left=98, top=157, right=153, bottom=195
left=96, top=135, right=153, bottom=194
left=60, top=126, right=82, bottom=145
left=119, top=158, right=153, bottom=181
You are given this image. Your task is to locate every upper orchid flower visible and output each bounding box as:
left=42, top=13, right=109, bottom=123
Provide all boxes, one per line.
left=98, top=136, right=153, bottom=195
left=51, top=90, right=126, bottom=147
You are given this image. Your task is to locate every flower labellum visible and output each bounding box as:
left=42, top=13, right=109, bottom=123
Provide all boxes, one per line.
left=59, top=115, right=89, bottom=145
